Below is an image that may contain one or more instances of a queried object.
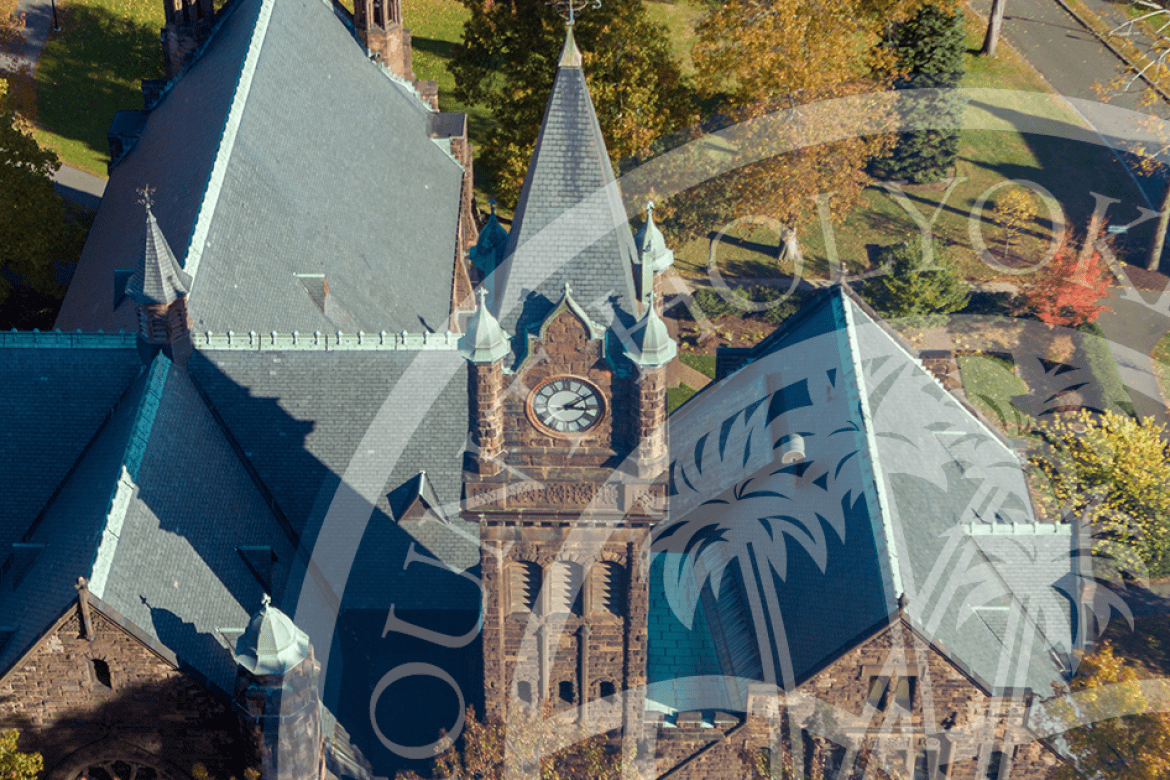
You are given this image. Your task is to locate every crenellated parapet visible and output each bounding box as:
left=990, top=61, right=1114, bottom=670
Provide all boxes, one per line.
left=193, top=330, right=462, bottom=351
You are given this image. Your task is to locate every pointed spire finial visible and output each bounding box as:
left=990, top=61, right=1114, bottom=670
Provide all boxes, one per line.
left=646, top=200, right=655, bottom=213
left=261, top=593, right=272, bottom=608
left=563, top=281, right=573, bottom=297
left=137, top=185, right=156, bottom=210
left=489, top=198, right=497, bottom=215
left=477, top=287, right=489, bottom=306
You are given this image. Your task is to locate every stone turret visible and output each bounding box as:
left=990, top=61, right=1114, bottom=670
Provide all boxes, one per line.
left=161, top=0, right=215, bottom=79
left=232, top=595, right=324, bottom=780
left=628, top=294, right=675, bottom=477
left=634, top=202, right=674, bottom=312
left=127, top=202, right=194, bottom=365
left=459, top=288, right=511, bottom=477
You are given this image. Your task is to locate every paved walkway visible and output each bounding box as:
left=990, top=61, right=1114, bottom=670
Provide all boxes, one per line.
left=1096, top=285, right=1170, bottom=427
left=1, top=0, right=107, bottom=208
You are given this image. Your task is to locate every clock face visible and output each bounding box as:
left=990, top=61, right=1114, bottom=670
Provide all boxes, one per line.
left=529, top=376, right=604, bottom=435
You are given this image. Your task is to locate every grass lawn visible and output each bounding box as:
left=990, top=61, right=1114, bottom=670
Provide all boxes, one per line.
left=670, top=8, right=1151, bottom=283
left=667, top=383, right=697, bottom=414
left=958, top=354, right=1032, bottom=437
left=31, top=0, right=164, bottom=176
left=1153, top=330, right=1170, bottom=407
left=643, top=0, right=705, bottom=78
left=678, top=350, right=716, bottom=379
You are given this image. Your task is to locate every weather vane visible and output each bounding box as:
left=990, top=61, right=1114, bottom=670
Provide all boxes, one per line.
left=136, top=185, right=155, bottom=209
left=547, top=0, right=600, bottom=25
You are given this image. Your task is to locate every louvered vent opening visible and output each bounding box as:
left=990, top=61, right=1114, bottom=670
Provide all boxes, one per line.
left=548, top=562, right=583, bottom=615
left=592, top=561, right=625, bottom=615
left=508, top=562, right=541, bottom=614
left=716, top=560, right=764, bottom=680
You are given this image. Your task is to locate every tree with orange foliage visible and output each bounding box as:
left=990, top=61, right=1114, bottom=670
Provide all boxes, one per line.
left=1019, top=240, right=1113, bottom=328
left=1044, top=642, right=1170, bottom=780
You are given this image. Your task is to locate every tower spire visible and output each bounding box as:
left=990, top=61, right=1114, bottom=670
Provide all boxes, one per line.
left=128, top=187, right=194, bottom=364
left=493, top=7, right=639, bottom=346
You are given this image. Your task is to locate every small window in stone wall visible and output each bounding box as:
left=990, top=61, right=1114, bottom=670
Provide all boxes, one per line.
left=598, top=680, right=615, bottom=699
left=866, top=676, right=889, bottom=709
left=517, top=680, right=532, bottom=704
left=558, top=680, right=575, bottom=704
left=91, top=658, right=112, bottom=689
left=894, top=676, right=915, bottom=711
left=986, top=750, right=1008, bottom=780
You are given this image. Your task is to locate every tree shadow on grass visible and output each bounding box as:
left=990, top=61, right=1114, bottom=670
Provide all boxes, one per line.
left=963, top=100, right=1156, bottom=269
left=33, top=2, right=162, bottom=165
left=411, top=35, right=454, bottom=61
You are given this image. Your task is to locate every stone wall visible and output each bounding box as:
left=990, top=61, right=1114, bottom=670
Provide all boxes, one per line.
left=756, top=619, right=1061, bottom=779
left=478, top=534, right=648, bottom=723
left=0, top=605, right=243, bottom=780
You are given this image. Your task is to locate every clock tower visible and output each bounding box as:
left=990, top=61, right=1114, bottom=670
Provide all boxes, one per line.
left=459, top=27, right=677, bottom=741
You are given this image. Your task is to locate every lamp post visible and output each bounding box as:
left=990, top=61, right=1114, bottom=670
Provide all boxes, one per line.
left=49, top=0, right=60, bottom=32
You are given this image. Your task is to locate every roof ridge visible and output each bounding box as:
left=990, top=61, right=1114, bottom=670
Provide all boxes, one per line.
left=837, top=289, right=904, bottom=603
left=86, top=355, right=173, bottom=598
left=839, top=289, right=1019, bottom=458
left=183, top=0, right=278, bottom=284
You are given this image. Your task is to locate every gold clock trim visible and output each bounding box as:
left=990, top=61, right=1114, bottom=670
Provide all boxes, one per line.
left=525, top=375, right=607, bottom=437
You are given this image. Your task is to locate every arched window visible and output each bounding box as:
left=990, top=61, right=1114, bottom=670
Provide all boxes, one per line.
left=986, top=750, right=1007, bottom=780
left=558, top=680, right=575, bottom=704
left=508, top=561, right=541, bottom=614
left=547, top=561, right=583, bottom=615
left=591, top=561, right=625, bottom=615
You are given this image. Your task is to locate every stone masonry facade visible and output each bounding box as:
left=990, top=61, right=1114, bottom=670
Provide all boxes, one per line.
left=468, top=304, right=661, bottom=725
left=641, top=617, right=1061, bottom=779
left=0, top=603, right=243, bottom=780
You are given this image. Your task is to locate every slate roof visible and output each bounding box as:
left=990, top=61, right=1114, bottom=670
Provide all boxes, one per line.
left=0, top=355, right=295, bottom=690
left=492, top=30, right=639, bottom=352
left=648, top=288, right=1068, bottom=710
left=56, top=0, right=464, bottom=336
left=186, top=347, right=478, bottom=592
left=0, top=334, right=142, bottom=555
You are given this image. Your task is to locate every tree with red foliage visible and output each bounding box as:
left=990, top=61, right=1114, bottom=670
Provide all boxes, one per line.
left=1020, top=241, right=1113, bottom=328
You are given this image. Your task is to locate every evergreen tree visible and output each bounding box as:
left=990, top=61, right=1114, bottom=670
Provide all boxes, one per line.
left=870, top=3, right=967, bottom=183
left=448, top=0, right=695, bottom=208
left=859, top=238, right=970, bottom=325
